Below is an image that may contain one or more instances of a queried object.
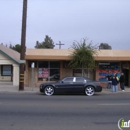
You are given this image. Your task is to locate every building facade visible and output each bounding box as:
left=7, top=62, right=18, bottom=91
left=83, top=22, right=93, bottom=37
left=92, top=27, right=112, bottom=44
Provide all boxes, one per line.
left=0, top=44, right=20, bottom=86
left=25, top=49, right=130, bottom=87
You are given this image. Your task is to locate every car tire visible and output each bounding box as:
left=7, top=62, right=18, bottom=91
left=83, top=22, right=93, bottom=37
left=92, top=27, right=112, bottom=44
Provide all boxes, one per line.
left=85, top=86, right=95, bottom=96
left=44, top=86, right=54, bottom=96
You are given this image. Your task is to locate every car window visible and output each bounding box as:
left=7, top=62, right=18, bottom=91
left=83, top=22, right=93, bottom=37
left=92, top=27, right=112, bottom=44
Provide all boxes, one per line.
left=84, top=77, right=92, bottom=81
left=76, top=77, right=84, bottom=82
left=63, top=77, right=73, bottom=83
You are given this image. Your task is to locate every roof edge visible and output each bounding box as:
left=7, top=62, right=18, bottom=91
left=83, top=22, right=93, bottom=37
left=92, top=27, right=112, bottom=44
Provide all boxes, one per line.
left=0, top=50, right=20, bottom=64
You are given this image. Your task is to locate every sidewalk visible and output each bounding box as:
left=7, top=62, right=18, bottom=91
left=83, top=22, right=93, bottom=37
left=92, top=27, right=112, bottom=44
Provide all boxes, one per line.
left=0, top=84, right=130, bottom=94
left=102, top=87, right=130, bottom=94
left=0, top=85, right=39, bottom=93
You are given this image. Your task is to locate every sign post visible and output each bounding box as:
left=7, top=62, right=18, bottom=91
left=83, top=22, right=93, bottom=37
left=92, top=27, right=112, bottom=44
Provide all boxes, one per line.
left=31, top=62, right=35, bottom=91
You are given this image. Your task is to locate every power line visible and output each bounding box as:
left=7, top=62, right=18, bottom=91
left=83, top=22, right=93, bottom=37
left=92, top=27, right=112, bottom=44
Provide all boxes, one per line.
left=56, top=41, right=65, bottom=49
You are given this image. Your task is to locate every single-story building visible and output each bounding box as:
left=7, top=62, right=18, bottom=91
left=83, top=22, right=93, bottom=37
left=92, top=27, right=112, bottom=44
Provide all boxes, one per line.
left=0, top=44, right=20, bottom=86
left=25, top=49, right=130, bottom=88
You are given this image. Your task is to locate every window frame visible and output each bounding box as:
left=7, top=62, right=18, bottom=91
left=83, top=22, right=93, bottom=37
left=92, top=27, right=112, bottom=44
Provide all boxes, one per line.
left=75, top=77, right=85, bottom=83
left=1, top=65, right=12, bottom=76
left=37, top=61, right=60, bottom=81
left=63, top=77, right=74, bottom=83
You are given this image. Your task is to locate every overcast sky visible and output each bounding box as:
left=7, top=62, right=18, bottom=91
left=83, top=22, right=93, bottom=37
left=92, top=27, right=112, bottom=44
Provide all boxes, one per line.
left=0, top=0, right=130, bottom=49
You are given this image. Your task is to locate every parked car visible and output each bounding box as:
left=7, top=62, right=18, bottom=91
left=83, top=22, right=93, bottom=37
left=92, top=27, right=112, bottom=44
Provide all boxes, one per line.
left=40, top=76, right=102, bottom=96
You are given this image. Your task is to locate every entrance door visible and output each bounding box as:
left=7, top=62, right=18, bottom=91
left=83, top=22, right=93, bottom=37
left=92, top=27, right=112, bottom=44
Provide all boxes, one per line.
left=122, top=69, right=129, bottom=86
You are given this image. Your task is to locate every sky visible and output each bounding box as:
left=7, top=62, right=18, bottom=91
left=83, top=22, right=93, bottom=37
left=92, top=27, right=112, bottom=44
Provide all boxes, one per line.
left=0, top=0, right=130, bottom=50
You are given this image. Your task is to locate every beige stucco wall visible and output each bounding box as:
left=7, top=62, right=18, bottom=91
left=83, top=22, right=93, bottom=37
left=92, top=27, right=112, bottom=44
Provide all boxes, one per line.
left=13, top=64, right=19, bottom=86
left=25, top=49, right=130, bottom=88
left=0, top=53, right=14, bottom=64
left=25, top=49, right=130, bottom=61
left=28, top=68, right=38, bottom=87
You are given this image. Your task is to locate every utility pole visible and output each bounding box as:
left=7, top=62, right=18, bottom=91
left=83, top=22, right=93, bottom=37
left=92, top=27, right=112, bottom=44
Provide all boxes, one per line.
left=56, top=41, right=65, bottom=49
left=19, top=0, right=28, bottom=90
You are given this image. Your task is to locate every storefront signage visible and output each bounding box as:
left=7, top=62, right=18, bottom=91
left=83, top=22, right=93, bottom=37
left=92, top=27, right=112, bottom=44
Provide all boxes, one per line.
left=98, top=62, right=120, bottom=82
left=38, top=68, right=49, bottom=78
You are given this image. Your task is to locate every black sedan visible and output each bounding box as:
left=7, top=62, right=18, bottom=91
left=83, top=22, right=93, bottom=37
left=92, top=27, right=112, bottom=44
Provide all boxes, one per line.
left=40, top=77, right=102, bottom=96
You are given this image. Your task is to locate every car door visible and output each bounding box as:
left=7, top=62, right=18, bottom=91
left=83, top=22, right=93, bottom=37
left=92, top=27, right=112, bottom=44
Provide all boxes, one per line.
left=56, top=77, right=74, bottom=93
left=73, top=77, right=86, bottom=93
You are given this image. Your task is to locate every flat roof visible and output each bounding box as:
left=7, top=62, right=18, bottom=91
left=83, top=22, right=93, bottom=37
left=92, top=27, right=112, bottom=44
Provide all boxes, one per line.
left=25, top=49, right=130, bottom=61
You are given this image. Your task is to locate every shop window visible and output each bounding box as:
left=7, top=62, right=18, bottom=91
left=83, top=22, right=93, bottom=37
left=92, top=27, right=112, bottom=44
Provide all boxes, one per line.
left=73, top=69, right=82, bottom=77
left=50, top=61, right=60, bottom=68
left=38, top=61, right=60, bottom=81
left=122, top=62, right=129, bottom=69
left=38, top=61, right=48, bottom=68
left=48, top=69, right=60, bottom=81
left=38, top=68, right=49, bottom=81
left=1, top=65, right=12, bottom=76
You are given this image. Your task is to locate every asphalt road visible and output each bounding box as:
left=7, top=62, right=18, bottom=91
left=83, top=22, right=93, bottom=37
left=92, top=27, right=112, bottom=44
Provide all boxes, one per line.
left=0, top=92, right=130, bottom=130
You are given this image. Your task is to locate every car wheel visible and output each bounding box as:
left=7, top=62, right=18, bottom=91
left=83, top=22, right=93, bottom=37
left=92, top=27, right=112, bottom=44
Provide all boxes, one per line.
left=85, top=86, right=95, bottom=96
left=44, top=86, right=54, bottom=96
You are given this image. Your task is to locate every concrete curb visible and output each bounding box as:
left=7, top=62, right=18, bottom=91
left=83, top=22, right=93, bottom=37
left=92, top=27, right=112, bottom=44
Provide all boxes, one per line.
left=0, top=85, right=130, bottom=94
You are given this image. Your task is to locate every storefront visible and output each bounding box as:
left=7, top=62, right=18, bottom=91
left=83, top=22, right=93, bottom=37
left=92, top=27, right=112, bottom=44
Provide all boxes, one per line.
left=25, top=49, right=130, bottom=87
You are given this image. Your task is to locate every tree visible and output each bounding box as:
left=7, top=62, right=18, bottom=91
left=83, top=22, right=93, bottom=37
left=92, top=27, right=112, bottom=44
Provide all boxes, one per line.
left=69, top=38, right=98, bottom=77
left=9, top=44, right=21, bottom=53
left=9, top=43, right=13, bottom=49
left=99, top=43, right=112, bottom=50
left=35, top=35, right=55, bottom=49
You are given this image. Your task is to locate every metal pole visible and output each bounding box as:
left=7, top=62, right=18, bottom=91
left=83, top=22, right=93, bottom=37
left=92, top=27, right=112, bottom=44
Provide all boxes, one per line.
left=19, top=0, right=28, bottom=90
left=31, top=62, right=35, bottom=91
